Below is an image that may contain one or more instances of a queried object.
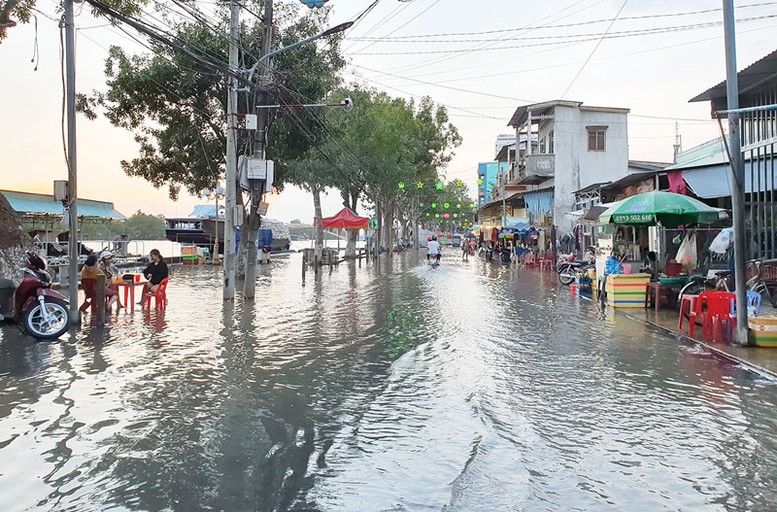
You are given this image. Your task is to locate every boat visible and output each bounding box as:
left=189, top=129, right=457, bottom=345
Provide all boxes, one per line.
left=165, top=206, right=291, bottom=253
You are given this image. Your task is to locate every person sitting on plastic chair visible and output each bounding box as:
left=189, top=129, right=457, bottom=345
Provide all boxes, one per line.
left=139, top=249, right=169, bottom=302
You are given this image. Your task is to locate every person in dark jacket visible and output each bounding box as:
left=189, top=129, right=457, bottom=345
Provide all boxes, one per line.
left=141, top=249, right=169, bottom=297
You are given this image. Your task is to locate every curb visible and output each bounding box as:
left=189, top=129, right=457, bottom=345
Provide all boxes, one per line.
left=621, top=310, right=777, bottom=382
left=576, top=291, right=777, bottom=381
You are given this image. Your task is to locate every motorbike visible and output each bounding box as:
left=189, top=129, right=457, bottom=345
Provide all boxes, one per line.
left=500, top=247, right=512, bottom=263
left=558, top=259, right=594, bottom=286
left=0, top=252, right=70, bottom=340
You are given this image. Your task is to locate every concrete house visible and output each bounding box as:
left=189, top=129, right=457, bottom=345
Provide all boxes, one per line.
left=507, top=100, right=630, bottom=234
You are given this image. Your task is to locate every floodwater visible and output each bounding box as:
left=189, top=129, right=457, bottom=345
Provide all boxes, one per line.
left=1, top=253, right=777, bottom=511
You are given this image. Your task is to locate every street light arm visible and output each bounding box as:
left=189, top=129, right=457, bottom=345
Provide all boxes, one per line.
left=246, top=21, right=353, bottom=85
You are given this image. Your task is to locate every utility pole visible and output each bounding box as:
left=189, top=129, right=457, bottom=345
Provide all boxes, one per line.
left=243, top=0, right=273, bottom=298
left=722, top=0, right=749, bottom=344
left=63, top=0, right=79, bottom=324
left=223, top=0, right=240, bottom=300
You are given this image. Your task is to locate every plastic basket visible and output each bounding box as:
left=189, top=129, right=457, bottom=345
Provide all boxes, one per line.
left=762, top=264, right=777, bottom=283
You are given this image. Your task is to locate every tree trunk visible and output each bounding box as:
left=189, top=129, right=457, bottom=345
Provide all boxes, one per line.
left=0, top=193, right=35, bottom=287
left=236, top=195, right=247, bottom=280
left=375, top=201, right=382, bottom=258
left=345, top=229, right=358, bottom=258
left=312, top=186, right=324, bottom=266
left=243, top=189, right=262, bottom=298
left=381, top=202, right=394, bottom=256
left=343, top=192, right=359, bottom=258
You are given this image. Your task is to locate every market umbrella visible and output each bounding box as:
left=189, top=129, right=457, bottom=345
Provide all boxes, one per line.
left=597, top=191, right=720, bottom=228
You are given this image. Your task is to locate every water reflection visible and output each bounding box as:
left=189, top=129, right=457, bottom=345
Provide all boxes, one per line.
left=1, top=255, right=777, bottom=511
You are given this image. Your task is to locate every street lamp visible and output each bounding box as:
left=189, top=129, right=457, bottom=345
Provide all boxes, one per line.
left=245, top=21, right=354, bottom=85
left=201, top=185, right=225, bottom=264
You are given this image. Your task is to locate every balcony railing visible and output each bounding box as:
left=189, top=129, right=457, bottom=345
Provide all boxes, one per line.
left=513, top=154, right=554, bottom=185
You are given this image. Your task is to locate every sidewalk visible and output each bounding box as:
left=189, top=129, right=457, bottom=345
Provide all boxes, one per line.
left=618, top=306, right=777, bottom=380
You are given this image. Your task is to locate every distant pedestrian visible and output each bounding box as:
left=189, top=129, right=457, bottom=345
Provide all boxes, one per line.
left=462, top=239, right=469, bottom=261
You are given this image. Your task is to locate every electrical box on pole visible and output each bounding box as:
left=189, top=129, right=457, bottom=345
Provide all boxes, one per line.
left=238, top=156, right=274, bottom=192
left=53, top=181, right=69, bottom=202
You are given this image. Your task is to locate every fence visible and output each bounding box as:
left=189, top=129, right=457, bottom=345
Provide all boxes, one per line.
left=737, top=98, right=777, bottom=260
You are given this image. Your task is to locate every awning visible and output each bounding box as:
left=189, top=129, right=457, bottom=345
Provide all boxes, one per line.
left=318, top=208, right=369, bottom=229
left=0, top=189, right=127, bottom=220
left=583, top=202, right=621, bottom=222
left=683, top=161, right=777, bottom=199
left=682, top=166, right=731, bottom=199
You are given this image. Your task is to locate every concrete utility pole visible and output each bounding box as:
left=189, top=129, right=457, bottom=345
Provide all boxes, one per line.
left=243, top=0, right=274, bottom=299
left=63, top=0, right=79, bottom=324
left=722, top=0, right=749, bottom=344
left=223, top=0, right=240, bottom=300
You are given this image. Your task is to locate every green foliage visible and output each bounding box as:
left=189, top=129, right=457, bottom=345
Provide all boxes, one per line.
left=0, top=0, right=148, bottom=43
left=83, top=1, right=344, bottom=199
left=78, top=210, right=165, bottom=240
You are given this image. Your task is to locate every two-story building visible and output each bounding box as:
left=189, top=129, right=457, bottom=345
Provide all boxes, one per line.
left=506, top=100, right=631, bottom=234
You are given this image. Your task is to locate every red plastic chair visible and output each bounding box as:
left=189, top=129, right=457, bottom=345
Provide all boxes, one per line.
left=708, top=292, right=736, bottom=342
left=523, top=252, right=536, bottom=266
left=678, top=294, right=698, bottom=331
left=690, top=291, right=734, bottom=341
left=142, top=277, right=169, bottom=310
left=689, top=291, right=714, bottom=338
left=79, top=278, right=97, bottom=314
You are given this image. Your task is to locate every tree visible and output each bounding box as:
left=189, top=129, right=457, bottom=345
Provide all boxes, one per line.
left=319, top=88, right=460, bottom=256
left=0, top=192, right=34, bottom=286
left=81, top=2, right=344, bottom=280
left=0, top=0, right=148, bottom=43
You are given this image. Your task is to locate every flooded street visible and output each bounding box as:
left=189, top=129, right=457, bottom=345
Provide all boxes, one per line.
left=2, top=253, right=777, bottom=511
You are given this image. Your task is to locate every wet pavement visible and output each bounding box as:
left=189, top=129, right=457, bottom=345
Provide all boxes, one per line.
left=2, top=252, right=777, bottom=511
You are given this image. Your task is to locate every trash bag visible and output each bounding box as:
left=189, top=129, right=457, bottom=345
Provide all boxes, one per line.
left=676, top=233, right=698, bottom=270
left=709, top=228, right=733, bottom=254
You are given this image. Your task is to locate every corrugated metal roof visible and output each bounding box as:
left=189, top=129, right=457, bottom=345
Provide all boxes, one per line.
left=691, top=48, right=777, bottom=103
left=666, top=137, right=730, bottom=170
left=0, top=190, right=127, bottom=220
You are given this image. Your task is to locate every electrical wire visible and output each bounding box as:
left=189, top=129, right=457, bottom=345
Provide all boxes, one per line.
left=560, top=0, right=630, bottom=99
left=347, top=2, right=777, bottom=41
left=347, top=14, right=777, bottom=56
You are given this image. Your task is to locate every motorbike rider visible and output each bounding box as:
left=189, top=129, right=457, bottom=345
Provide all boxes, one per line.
left=427, top=235, right=442, bottom=265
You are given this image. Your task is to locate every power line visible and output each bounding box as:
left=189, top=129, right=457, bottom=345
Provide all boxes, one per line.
left=561, top=0, right=630, bottom=99
left=347, top=2, right=777, bottom=41
left=347, top=14, right=777, bottom=56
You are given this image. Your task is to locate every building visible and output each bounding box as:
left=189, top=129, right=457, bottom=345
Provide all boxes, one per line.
left=476, top=161, right=509, bottom=208
left=669, top=48, right=777, bottom=259
left=494, top=133, right=515, bottom=155
left=507, top=100, right=631, bottom=234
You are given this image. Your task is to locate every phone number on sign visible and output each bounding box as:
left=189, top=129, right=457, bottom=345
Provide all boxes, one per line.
left=613, top=214, right=653, bottom=223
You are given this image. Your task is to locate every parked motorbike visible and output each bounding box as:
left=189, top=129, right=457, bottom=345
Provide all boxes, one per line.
left=558, top=260, right=594, bottom=286
left=0, top=252, right=70, bottom=340
left=500, top=247, right=512, bottom=263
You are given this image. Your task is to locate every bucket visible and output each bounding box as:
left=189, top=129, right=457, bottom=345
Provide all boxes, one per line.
left=665, top=261, right=682, bottom=277
left=748, top=316, right=777, bottom=347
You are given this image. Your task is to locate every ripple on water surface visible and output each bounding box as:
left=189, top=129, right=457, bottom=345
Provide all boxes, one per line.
left=1, top=255, right=777, bottom=511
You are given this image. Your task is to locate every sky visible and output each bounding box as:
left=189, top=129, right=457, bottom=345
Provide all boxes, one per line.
left=2, top=0, right=776, bottom=223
